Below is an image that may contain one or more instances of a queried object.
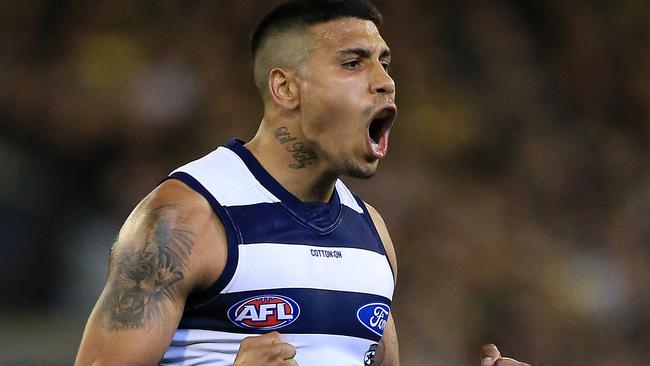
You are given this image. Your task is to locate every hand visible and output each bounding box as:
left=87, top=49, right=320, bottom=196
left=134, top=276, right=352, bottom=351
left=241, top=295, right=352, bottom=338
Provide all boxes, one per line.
left=481, top=344, right=530, bottom=366
left=233, top=331, right=298, bottom=366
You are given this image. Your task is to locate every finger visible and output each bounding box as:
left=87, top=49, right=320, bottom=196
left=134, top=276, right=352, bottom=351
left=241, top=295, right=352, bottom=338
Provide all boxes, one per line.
left=240, top=331, right=282, bottom=349
left=283, top=360, right=299, bottom=366
left=481, top=344, right=501, bottom=366
left=266, top=331, right=283, bottom=344
left=494, top=357, right=530, bottom=366
left=482, top=356, right=495, bottom=366
left=481, top=344, right=501, bottom=359
left=275, top=342, right=297, bottom=359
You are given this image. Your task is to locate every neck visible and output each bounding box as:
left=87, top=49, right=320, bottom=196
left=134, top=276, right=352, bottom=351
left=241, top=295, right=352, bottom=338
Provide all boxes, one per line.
left=245, top=119, right=338, bottom=203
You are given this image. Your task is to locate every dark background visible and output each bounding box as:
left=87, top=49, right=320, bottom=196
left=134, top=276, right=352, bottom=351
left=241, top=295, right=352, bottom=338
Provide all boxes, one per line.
left=1, top=1, right=649, bottom=364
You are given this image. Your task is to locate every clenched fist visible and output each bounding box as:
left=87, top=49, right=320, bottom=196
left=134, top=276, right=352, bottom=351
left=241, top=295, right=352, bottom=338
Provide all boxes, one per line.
left=481, top=344, right=530, bottom=366
left=233, top=332, right=298, bottom=366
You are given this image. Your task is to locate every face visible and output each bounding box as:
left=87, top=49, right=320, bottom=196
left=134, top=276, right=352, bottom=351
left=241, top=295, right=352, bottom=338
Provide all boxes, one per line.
left=295, top=17, right=397, bottom=179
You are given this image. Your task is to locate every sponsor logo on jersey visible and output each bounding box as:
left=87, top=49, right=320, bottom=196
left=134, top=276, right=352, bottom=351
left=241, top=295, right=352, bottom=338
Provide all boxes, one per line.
left=310, top=248, right=343, bottom=259
left=228, top=295, right=300, bottom=330
left=357, top=302, right=390, bottom=337
left=364, top=343, right=378, bottom=365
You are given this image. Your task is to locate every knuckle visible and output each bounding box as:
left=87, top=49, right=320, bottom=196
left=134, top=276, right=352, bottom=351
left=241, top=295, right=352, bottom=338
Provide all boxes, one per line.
left=238, top=341, right=249, bottom=350
left=266, top=342, right=296, bottom=360
left=282, top=343, right=297, bottom=358
left=273, top=343, right=291, bottom=355
left=481, top=343, right=500, bottom=358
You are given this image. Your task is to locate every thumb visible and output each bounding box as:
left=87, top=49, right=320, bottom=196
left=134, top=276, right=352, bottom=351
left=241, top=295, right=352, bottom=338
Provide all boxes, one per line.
left=481, top=344, right=501, bottom=366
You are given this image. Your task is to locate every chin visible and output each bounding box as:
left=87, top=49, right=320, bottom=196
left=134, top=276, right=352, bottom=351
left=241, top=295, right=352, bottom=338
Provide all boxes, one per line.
left=349, top=170, right=376, bottom=179
left=342, top=160, right=379, bottom=179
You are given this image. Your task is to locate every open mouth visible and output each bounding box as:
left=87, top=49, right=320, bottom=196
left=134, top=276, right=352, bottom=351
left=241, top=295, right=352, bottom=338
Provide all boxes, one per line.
left=367, top=106, right=397, bottom=158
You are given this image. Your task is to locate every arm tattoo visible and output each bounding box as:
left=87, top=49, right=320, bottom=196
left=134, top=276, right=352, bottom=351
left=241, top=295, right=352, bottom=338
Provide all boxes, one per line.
left=102, top=204, right=194, bottom=331
left=275, top=127, right=317, bottom=169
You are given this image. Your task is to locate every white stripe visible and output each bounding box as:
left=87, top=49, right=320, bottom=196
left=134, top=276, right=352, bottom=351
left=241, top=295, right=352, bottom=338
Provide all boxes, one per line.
left=222, top=243, right=394, bottom=299
left=173, top=147, right=366, bottom=214
left=335, top=179, right=364, bottom=213
left=171, top=147, right=280, bottom=206
left=162, top=329, right=375, bottom=366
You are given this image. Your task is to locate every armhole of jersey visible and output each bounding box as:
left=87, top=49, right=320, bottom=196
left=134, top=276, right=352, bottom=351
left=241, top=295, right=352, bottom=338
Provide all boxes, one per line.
left=163, top=171, right=240, bottom=309
left=353, top=194, right=396, bottom=279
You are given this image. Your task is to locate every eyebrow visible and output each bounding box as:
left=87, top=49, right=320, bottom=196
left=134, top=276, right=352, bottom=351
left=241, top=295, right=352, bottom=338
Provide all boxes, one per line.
left=336, top=47, right=391, bottom=60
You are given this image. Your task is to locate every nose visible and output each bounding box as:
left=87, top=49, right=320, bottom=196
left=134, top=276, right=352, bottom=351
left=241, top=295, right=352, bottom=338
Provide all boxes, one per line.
left=370, top=63, right=395, bottom=95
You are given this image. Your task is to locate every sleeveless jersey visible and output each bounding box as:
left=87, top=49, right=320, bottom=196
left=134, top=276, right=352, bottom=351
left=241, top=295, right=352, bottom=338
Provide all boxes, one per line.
left=160, top=139, right=395, bottom=366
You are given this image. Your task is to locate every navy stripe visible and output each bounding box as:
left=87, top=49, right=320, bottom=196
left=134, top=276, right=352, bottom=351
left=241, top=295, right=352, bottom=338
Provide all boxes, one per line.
left=226, top=203, right=385, bottom=254
left=224, top=139, right=343, bottom=232
left=178, top=288, right=391, bottom=342
left=165, top=172, right=240, bottom=308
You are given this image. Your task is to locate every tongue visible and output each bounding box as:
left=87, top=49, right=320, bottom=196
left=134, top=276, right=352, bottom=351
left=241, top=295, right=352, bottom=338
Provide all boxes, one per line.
left=370, top=133, right=387, bottom=158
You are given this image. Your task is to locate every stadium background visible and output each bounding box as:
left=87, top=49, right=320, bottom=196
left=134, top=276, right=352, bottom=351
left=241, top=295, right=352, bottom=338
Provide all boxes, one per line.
left=1, top=1, right=649, bottom=364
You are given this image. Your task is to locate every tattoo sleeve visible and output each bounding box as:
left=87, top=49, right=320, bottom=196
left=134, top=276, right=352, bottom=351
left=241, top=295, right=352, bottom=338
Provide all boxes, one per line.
left=101, top=204, right=194, bottom=331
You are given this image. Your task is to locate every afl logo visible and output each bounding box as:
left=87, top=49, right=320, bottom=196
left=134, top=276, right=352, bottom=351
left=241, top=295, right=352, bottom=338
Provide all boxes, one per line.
left=357, top=303, right=390, bottom=337
left=228, top=295, right=300, bottom=330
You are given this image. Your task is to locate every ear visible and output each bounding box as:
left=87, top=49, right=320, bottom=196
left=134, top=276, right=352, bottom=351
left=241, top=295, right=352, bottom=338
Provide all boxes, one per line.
left=268, top=68, right=300, bottom=110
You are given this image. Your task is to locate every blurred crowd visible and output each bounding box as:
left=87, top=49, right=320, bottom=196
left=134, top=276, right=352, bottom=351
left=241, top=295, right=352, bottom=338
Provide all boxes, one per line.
left=1, top=1, right=648, bottom=365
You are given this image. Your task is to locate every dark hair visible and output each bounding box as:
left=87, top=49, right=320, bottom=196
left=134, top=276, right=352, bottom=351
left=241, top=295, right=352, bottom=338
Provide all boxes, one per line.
left=251, top=0, right=383, bottom=57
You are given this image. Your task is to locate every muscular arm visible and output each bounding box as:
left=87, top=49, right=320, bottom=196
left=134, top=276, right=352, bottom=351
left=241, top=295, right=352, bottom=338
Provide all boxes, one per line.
left=75, top=180, right=225, bottom=366
left=366, top=203, right=400, bottom=366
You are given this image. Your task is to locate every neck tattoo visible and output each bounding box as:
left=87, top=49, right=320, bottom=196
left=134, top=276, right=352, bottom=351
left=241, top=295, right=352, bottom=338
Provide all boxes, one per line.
left=275, top=127, right=317, bottom=169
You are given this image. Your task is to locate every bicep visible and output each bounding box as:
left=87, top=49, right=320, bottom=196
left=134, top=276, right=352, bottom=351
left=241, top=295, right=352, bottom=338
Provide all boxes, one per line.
left=76, top=201, right=199, bottom=365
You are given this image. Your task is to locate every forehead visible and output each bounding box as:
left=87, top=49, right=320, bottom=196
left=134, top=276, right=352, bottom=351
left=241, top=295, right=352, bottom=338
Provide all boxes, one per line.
left=308, top=17, right=388, bottom=52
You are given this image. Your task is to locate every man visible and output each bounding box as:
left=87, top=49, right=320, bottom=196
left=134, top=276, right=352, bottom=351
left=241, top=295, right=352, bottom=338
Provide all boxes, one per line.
left=75, top=1, right=530, bottom=365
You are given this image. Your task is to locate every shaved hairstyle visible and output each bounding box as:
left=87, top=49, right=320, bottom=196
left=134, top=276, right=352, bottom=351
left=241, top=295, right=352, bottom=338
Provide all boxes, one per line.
left=250, top=0, right=383, bottom=99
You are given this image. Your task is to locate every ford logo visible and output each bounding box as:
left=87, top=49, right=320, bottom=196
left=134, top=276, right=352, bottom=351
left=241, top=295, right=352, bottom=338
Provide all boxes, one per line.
left=357, top=302, right=390, bottom=337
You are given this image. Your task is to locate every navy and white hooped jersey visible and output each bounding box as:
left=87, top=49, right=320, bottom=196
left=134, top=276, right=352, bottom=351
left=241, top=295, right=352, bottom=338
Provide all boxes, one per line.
left=161, top=139, right=395, bottom=366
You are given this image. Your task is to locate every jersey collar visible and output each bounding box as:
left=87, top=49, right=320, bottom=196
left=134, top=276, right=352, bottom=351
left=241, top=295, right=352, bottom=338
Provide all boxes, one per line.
left=224, top=138, right=343, bottom=232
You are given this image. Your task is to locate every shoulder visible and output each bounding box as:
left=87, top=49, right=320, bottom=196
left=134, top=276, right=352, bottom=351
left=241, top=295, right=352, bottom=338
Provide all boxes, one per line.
left=146, top=178, right=218, bottom=230
left=363, top=201, right=398, bottom=282
left=116, top=179, right=218, bottom=250
left=112, top=178, right=227, bottom=294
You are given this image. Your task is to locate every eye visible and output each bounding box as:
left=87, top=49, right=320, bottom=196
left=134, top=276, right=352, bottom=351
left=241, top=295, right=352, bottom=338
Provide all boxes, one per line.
left=342, top=59, right=362, bottom=69
left=381, top=62, right=391, bottom=72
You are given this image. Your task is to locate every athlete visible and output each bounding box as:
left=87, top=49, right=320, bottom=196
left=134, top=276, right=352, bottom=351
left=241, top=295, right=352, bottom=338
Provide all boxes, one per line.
left=75, top=1, right=531, bottom=365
